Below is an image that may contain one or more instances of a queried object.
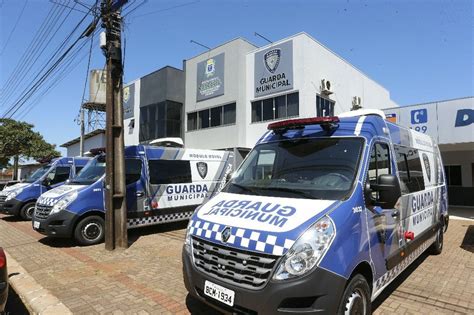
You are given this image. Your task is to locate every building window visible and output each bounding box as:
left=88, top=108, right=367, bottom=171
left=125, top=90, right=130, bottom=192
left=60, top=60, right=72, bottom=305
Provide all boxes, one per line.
left=316, top=95, right=335, bottom=117
left=251, top=92, right=299, bottom=123
left=187, top=103, right=236, bottom=131
left=139, top=101, right=182, bottom=142
left=444, top=165, right=462, bottom=186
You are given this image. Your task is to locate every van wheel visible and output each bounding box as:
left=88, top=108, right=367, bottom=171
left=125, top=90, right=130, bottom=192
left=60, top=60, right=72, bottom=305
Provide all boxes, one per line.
left=429, top=225, right=443, bottom=255
left=20, top=202, right=36, bottom=221
left=338, top=274, right=371, bottom=315
left=74, top=215, right=105, bottom=246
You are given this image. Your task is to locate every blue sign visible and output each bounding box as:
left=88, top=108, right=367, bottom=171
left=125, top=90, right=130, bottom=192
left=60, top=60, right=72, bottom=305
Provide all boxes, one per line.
left=455, top=109, right=474, bottom=127
left=411, top=109, right=428, bottom=124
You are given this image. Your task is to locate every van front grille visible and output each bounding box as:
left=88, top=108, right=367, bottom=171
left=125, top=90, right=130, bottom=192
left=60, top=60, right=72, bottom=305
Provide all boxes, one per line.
left=35, top=204, right=53, bottom=220
left=192, top=237, right=279, bottom=289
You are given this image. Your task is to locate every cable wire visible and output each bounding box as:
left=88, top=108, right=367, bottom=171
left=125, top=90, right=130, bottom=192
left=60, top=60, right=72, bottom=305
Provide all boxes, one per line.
left=0, top=0, right=29, bottom=55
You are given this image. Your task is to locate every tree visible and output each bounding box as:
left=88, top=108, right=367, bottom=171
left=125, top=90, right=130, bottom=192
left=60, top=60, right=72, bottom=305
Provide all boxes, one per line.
left=0, top=119, right=60, bottom=179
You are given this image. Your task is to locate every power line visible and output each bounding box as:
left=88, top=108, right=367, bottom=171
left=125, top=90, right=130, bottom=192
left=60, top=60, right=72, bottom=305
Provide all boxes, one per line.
left=17, top=31, right=99, bottom=120
left=0, top=0, right=29, bottom=55
left=0, top=3, right=67, bottom=104
left=2, top=4, right=98, bottom=118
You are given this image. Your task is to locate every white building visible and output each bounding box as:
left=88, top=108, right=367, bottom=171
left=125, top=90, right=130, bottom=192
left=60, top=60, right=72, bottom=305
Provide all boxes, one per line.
left=384, top=97, right=474, bottom=206
left=184, top=33, right=398, bottom=156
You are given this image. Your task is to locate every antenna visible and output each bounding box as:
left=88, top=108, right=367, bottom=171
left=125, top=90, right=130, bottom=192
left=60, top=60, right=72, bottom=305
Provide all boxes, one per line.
left=254, top=32, right=272, bottom=44
left=190, top=40, right=211, bottom=50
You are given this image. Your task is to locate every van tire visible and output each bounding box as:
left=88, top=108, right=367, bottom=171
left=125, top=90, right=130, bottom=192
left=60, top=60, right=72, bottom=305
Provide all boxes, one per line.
left=429, top=225, right=443, bottom=255
left=338, top=274, right=371, bottom=315
left=74, top=215, right=105, bottom=246
left=20, top=202, right=36, bottom=221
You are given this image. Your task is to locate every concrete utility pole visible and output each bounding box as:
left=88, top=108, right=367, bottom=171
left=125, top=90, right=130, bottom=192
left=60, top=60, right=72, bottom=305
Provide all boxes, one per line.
left=79, top=107, right=85, bottom=156
left=101, top=0, right=128, bottom=250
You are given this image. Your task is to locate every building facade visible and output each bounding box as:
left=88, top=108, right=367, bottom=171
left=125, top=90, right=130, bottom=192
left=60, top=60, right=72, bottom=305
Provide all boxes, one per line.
left=384, top=97, right=474, bottom=206
left=184, top=33, right=398, bottom=152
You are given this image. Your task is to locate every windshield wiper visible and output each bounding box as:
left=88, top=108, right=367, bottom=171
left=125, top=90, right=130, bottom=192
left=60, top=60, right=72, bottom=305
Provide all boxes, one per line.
left=230, top=183, right=260, bottom=195
left=257, top=186, right=317, bottom=199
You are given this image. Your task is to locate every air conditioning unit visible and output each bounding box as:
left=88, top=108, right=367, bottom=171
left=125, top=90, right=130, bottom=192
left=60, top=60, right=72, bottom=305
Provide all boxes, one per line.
left=321, top=79, right=333, bottom=95
left=352, top=96, right=362, bottom=109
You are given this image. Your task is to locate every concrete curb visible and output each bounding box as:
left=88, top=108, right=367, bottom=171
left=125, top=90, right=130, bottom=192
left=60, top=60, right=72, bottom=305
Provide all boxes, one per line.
left=5, top=252, right=72, bottom=315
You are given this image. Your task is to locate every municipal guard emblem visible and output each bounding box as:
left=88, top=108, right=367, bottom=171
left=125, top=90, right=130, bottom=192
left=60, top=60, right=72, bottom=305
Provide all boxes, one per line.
left=264, top=48, right=281, bottom=73
left=196, top=162, right=208, bottom=179
left=221, top=226, right=231, bottom=243
left=123, top=86, right=130, bottom=103
left=422, top=153, right=431, bottom=182
left=205, top=58, right=216, bottom=78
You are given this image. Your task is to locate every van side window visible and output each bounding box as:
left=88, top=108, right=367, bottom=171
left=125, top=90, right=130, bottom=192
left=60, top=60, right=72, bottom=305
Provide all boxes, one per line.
left=75, top=166, right=83, bottom=175
left=394, top=145, right=425, bottom=193
left=149, top=160, right=192, bottom=185
left=368, top=143, right=391, bottom=180
left=368, top=143, right=391, bottom=200
left=125, top=159, right=142, bottom=185
left=47, top=166, right=71, bottom=185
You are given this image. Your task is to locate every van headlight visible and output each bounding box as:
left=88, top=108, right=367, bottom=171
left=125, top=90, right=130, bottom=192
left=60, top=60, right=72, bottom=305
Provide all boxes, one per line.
left=184, top=220, right=193, bottom=255
left=273, top=216, right=336, bottom=280
left=5, top=188, right=23, bottom=201
left=50, top=191, right=78, bottom=215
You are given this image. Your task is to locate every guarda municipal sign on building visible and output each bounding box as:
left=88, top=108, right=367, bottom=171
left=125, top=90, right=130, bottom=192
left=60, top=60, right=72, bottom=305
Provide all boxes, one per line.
left=254, top=40, right=293, bottom=98
left=196, top=53, right=225, bottom=101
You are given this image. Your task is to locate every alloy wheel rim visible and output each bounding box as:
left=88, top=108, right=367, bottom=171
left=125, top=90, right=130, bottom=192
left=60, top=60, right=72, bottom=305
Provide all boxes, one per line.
left=82, top=222, right=102, bottom=241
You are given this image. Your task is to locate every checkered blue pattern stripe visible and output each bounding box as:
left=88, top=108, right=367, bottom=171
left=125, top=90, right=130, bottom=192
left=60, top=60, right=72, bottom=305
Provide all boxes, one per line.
left=188, top=219, right=295, bottom=256
left=127, top=211, right=193, bottom=228
left=374, top=236, right=435, bottom=291
left=37, top=197, right=59, bottom=207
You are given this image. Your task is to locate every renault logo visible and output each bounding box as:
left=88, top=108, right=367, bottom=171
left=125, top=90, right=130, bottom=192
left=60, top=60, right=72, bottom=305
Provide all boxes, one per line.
left=221, top=226, right=231, bottom=243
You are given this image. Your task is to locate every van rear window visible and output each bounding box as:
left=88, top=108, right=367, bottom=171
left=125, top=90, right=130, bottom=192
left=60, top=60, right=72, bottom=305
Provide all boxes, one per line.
left=149, top=160, right=192, bottom=185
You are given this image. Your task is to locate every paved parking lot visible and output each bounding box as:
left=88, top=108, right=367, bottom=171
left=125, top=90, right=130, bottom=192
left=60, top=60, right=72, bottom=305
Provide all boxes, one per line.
left=1, top=211, right=473, bottom=314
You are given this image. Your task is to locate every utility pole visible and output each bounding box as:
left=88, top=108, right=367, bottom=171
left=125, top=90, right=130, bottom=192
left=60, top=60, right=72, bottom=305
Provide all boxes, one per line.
left=101, top=0, right=128, bottom=250
left=79, top=106, right=85, bottom=156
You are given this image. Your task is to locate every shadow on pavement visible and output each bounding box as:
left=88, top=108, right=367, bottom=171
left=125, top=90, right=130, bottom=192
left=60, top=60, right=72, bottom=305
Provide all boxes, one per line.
left=0, top=215, right=25, bottom=223
left=128, top=220, right=188, bottom=246
left=185, top=294, right=223, bottom=315
left=460, top=225, right=474, bottom=253
left=4, top=285, right=29, bottom=315
left=38, top=237, right=78, bottom=248
left=372, top=252, right=429, bottom=311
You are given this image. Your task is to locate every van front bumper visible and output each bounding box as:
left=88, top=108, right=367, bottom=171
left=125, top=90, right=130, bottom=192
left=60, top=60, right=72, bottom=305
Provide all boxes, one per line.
left=182, top=249, right=347, bottom=314
left=32, top=209, right=77, bottom=238
left=0, top=198, right=22, bottom=216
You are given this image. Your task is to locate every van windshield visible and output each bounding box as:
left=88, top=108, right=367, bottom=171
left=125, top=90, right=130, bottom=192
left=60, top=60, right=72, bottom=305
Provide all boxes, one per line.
left=224, top=137, right=364, bottom=200
left=24, top=165, right=51, bottom=183
left=70, top=156, right=106, bottom=185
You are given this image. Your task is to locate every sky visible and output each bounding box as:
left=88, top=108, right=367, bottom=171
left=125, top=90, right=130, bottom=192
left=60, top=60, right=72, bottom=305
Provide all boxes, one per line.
left=0, top=0, right=473, bottom=156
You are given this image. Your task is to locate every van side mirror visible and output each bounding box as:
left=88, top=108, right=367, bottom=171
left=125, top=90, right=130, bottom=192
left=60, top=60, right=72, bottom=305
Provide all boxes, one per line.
left=43, top=178, right=51, bottom=187
left=368, top=174, right=401, bottom=209
left=225, top=172, right=234, bottom=184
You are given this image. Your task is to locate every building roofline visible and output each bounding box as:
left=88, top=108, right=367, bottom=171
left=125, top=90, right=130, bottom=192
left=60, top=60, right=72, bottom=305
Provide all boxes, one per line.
left=247, top=31, right=394, bottom=96
left=60, top=129, right=105, bottom=148
left=184, top=37, right=258, bottom=62
left=383, top=96, right=474, bottom=110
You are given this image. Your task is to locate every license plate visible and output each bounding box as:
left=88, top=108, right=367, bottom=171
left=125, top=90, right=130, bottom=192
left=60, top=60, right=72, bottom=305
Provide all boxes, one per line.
left=33, top=221, right=40, bottom=229
left=204, top=280, right=235, bottom=307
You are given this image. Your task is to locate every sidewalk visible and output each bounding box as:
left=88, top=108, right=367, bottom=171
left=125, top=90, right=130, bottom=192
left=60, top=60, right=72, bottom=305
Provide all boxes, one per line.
left=1, top=212, right=473, bottom=314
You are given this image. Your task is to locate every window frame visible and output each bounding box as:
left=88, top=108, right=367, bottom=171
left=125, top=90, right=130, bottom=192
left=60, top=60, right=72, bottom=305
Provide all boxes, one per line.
left=187, top=102, right=237, bottom=132
left=251, top=92, right=299, bottom=123
left=316, top=94, right=335, bottom=117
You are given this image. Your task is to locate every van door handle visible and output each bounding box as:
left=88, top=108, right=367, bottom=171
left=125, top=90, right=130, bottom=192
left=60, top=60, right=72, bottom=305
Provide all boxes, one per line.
left=392, top=210, right=400, bottom=218
left=136, top=191, right=144, bottom=197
